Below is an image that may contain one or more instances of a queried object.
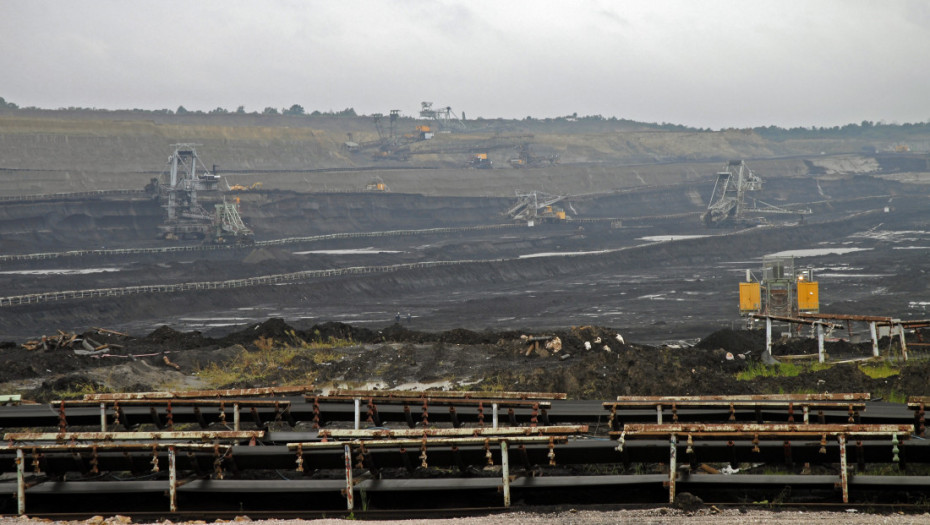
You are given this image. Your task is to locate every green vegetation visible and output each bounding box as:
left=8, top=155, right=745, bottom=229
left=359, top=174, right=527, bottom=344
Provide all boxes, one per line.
left=859, top=361, right=901, bottom=379
left=196, top=333, right=354, bottom=388
left=736, top=362, right=802, bottom=381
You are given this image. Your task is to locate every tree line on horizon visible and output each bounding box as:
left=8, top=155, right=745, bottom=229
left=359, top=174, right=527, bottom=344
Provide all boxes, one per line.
left=2, top=96, right=930, bottom=140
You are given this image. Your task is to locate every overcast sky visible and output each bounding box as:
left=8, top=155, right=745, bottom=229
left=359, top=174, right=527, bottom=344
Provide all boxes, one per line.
left=2, top=0, right=929, bottom=129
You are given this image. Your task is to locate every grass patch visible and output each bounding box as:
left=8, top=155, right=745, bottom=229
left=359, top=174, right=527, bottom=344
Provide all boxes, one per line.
left=196, top=335, right=352, bottom=388
left=736, top=362, right=802, bottom=381
left=858, top=361, right=900, bottom=379
left=875, top=389, right=908, bottom=404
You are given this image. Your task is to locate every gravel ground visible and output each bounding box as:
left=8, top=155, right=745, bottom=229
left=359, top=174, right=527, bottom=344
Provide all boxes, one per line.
left=3, top=509, right=930, bottom=525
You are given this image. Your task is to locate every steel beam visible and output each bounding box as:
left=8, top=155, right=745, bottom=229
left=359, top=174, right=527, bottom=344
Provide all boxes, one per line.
left=5, top=431, right=262, bottom=442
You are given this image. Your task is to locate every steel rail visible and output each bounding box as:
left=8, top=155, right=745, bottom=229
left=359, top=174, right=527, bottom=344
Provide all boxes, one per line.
left=0, top=398, right=917, bottom=433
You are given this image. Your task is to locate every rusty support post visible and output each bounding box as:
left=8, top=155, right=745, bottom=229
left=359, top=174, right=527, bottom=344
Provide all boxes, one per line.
left=99, top=402, right=107, bottom=432
left=233, top=403, right=240, bottom=431
left=668, top=433, right=677, bottom=504
left=870, top=322, right=879, bottom=358
left=501, top=441, right=511, bottom=508
left=404, top=404, right=414, bottom=428
left=311, top=397, right=320, bottom=429
left=354, top=398, right=360, bottom=430
left=58, top=401, right=67, bottom=433
left=492, top=403, right=498, bottom=429
left=344, top=444, right=354, bottom=511
left=168, top=445, right=177, bottom=512
left=477, top=402, right=485, bottom=428
left=803, top=405, right=810, bottom=425
left=16, top=448, right=24, bottom=515
left=838, top=434, right=848, bottom=503
left=817, top=322, right=825, bottom=364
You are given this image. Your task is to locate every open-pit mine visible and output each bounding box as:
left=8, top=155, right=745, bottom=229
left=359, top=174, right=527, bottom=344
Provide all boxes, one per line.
left=0, top=109, right=929, bottom=516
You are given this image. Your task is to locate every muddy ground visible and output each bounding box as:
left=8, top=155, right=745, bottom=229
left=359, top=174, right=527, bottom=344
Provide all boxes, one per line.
left=3, top=316, right=929, bottom=403
left=1, top=113, right=929, bottom=401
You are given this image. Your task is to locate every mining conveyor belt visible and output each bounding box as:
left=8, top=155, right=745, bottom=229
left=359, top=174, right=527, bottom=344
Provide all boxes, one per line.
left=0, top=224, right=522, bottom=263
left=0, top=390, right=928, bottom=516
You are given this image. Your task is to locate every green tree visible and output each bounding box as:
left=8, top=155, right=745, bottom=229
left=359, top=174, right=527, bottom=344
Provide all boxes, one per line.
left=284, top=104, right=305, bottom=116
left=236, top=105, right=246, bottom=114
left=262, top=107, right=279, bottom=115
left=0, top=97, right=18, bottom=109
left=176, top=105, right=189, bottom=115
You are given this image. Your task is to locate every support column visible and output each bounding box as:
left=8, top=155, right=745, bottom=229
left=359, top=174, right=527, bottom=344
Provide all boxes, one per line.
left=493, top=403, right=499, bottom=429
left=817, top=323, right=825, bottom=364
left=870, top=322, right=879, bottom=358
left=100, top=402, right=107, bottom=432
left=168, top=446, right=177, bottom=512
left=656, top=404, right=663, bottom=424
left=354, top=398, right=361, bottom=430
left=501, top=441, right=511, bottom=508
left=765, top=317, right=773, bottom=359
left=16, top=448, right=25, bottom=516
left=897, top=324, right=908, bottom=361
left=668, top=434, right=677, bottom=504
left=838, top=435, right=848, bottom=504
left=344, top=444, right=354, bottom=511
left=233, top=403, right=240, bottom=431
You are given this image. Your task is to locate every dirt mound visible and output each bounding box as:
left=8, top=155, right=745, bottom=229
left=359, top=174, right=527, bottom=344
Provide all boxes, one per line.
left=696, top=329, right=764, bottom=353
left=142, top=325, right=213, bottom=349
left=308, top=321, right=379, bottom=343
left=891, top=365, right=930, bottom=396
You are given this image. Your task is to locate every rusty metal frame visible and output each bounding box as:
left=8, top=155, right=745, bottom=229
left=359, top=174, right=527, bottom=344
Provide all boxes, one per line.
left=612, top=393, right=870, bottom=402
left=5, top=431, right=262, bottom=442
left=323, top=389, right=567, bottom=400
left=615, top=423, right=912, bottom=439
left=57, top=399, right=292, bottom=407
left=309, top=395, right=551, bottom=408
left=603, top=394, right=868, bottom=426
left=321, top=425, right=586, bottom=439
left=83, top=386, right=311, bottom=400
left=614, top=422, right=909, bottom=505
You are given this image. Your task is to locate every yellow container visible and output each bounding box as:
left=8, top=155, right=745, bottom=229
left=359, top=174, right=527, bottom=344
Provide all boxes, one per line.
left=797, top=281, right=819, bottom=312
left=739, top=282, right=761, bottom=313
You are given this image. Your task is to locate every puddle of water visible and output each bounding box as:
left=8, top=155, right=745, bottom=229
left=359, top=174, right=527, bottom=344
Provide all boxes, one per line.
left=638, top=235, right=710, bottom=242
left=519, top=250, right=609, bottom=259
left=853, top=230, right=930, bottom=242
left=0, top=268, right=121, bottom=275
left=815, top=273, right=892, bottom=278
left=293, top=248, right=403, bottom=255
left=766, top=247, right=870, bottom=258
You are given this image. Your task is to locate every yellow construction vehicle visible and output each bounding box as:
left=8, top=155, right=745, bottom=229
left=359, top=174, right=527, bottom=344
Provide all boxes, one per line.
left=365, top=178, right=388, bottom=191
left=468, top=153, right=493, bottom=169
left=228, top=182, right=263, bottom=192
